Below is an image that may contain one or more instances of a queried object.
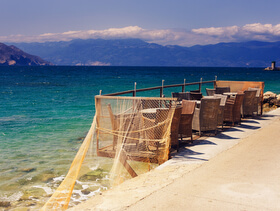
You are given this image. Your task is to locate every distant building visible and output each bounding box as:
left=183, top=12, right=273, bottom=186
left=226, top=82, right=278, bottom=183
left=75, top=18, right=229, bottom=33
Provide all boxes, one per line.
left=264, top=61, right=280, bottom=71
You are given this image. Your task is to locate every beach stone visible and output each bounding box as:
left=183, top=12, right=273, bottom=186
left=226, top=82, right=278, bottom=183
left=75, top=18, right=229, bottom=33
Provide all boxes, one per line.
left=17, top=178, right=31, bottom=186
left=263, top=91, right=276, bottom=103
left=31, top=169, right=56, bottom=183
left=100, top=179, right=111, bottom=188
left=0, top=201, right=11, bottom=207
left=79, top=168, right=105, bottom=181
left=275, top=94, right=280, bottom=106
left=81, top=189, right=91, bottom=195
left=81, top=186, right=100, bottom=195
left=40, top=173, right=56, bottom=182
left=74, top=183, right=83, bottom=190
left=20, top=187, right=46, bottom=201
left=20, top=167, right=36, bottom=173
left=263, top=103, right=277, bottom=113
left=27, top=202, right=37, bottom=206
left=12, top=207, right=29, bottom=211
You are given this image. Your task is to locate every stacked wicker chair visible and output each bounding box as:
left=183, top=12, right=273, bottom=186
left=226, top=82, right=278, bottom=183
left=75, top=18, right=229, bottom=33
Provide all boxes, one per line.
left=192, top=98, right=221, bottom=136
left=178, top=100, right=196, bottom=143
left=190, top=92, right=203, bottom=100
left=215, top=86, right=230, bottom=94
left=206, top=88, right=216, bottom=96
left=242, top=90, right=257, bottom=117
left=172, top=92, right=191, bottom=101
left=170, top=106, right=182, bottom=150
left=223, top=93, right=244, bottom=125
left=213, top=94, right=228, bottom=129
left=248, top=87, right=262, bottom=115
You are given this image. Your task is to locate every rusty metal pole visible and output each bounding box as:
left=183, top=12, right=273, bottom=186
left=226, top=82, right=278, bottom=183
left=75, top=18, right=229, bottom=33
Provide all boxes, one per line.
left=161, top=80, right=165, bottom=97
left=133, top=82, right=137, bottom=97
left=199, top=78, right=202, bottom=92
left=182, top=78, right=186, bottom=92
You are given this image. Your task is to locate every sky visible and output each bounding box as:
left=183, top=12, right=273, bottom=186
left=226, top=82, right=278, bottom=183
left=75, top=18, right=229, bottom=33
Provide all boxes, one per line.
left=1, top=0, right=280, bottom=46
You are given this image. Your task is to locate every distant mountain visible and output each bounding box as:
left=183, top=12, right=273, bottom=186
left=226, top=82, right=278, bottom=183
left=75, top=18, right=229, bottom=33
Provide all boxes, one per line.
left=6, top=39, right=280, bottom=67
left=0, top=43, right=52, bottom=66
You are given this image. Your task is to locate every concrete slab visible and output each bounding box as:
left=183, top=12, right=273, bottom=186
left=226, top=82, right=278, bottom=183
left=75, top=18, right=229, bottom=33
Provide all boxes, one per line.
left=70, top=108, right=280, bottom=211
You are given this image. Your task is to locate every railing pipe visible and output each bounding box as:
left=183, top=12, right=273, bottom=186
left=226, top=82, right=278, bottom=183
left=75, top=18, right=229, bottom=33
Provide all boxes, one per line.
left=103, top=80, right=216, bottom=96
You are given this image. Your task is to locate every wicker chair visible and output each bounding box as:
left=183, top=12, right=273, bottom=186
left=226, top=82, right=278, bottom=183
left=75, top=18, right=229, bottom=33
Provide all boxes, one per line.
left=170, top=106, right=182, bottom=149
left=141, top=108, right=169, bottom=154
left=248, top=87, right=262, bottom=115
left=216, top=86, right=230, bottom=94
left=242, top=90, right=257, bottom=117
left=206, top=88, right=216, bottom=96
left=214, top=94, right=227, bottom=129
left=223, top=93, right=244, bottom=125
left=190, top=89, right=200, bottom=93
left=192, top=98, right=221, bottom=136
left=107, top=104, right=140, bottom=150
left=190, top=92, right=203, bottom=100
left=178, top=100, right=196, bottom=142
left=172, top=92, right=191, bottom=101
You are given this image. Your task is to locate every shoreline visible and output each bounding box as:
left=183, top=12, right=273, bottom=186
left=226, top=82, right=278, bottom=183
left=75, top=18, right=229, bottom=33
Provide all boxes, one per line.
left=69, top=108, right=280, bottom=210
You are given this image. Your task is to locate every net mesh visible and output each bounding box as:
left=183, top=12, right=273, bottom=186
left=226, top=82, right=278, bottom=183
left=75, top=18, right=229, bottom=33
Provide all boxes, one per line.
left=41, top=96, right=177, bottom=210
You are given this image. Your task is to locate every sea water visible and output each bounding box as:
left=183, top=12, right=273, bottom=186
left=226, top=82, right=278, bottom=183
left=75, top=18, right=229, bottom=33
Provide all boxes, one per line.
left=1, top=66, right=280, bottom=209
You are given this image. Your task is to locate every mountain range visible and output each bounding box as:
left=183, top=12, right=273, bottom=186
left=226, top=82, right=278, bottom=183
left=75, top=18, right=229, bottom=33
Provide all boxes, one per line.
left=0, top=43, right=52, bottom=66
left=5, top=39, right=280, bottom=67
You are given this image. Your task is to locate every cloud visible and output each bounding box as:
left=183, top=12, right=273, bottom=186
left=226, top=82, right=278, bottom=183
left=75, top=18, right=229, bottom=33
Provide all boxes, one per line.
left=2, top=23, right=280, bottom=46
left=192, top=26, right=239, bottom=36
left=192, top=23, right=280, bottom=43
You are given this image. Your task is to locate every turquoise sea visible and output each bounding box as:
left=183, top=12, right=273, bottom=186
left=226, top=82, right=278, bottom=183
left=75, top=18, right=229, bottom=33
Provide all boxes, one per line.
left=1, top=66, right=280, bottom=209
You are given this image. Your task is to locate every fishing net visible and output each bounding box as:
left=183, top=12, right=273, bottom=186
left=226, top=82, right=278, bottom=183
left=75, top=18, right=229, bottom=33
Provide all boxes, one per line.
left=41, top=96, right=177, bottom=210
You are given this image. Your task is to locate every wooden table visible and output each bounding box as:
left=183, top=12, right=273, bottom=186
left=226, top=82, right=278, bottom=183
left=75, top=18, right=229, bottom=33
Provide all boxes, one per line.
left=223, top=92, right=238, bottom=98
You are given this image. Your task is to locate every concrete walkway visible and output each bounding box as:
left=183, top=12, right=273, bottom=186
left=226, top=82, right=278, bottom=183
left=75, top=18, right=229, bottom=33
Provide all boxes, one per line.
left=71, top=108, right=280, bottom=211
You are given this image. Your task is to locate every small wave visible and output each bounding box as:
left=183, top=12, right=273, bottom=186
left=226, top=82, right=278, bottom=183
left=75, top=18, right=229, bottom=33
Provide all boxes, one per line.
left=33, top=185, right=53, bottom=195
left=71, top=188, right=100, bottom=202
left=90, top=165, right=99, bottom=171
left=53, top=175, right=65, bottom=183
left=0, top=192, right=23, bottom=202
left=0, top=115, right=26, bottom=122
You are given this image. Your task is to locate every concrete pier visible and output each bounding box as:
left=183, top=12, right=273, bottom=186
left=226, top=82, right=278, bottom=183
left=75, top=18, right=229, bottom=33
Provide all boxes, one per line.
left=70, top=108, right=280, bottom=211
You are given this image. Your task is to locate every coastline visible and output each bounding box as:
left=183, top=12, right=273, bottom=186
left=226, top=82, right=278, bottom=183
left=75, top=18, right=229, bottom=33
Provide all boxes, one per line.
left=1, top=66, right=280, bottom=210
left=69, top=108, right=280, bottom=210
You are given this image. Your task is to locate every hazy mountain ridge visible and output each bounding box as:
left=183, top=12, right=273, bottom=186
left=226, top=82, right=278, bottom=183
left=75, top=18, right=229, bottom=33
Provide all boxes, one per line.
left=0, top=43, right=52, bottom=66
left=6, top=39, right=280, bottom=67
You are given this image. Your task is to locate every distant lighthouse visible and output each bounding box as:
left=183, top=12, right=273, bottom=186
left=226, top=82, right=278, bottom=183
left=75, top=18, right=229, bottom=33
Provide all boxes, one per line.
left=264, top=61, right=280, bottom=70
left=271, top=61, right=276, bottom=70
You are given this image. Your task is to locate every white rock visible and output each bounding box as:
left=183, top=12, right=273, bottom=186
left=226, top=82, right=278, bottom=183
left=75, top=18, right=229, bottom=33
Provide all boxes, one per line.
left=263, top=91, right=276, bottom=100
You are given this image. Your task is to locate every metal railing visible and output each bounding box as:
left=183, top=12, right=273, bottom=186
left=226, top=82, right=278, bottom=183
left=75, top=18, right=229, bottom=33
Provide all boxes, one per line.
left=102, top=77, right=217, bottom=97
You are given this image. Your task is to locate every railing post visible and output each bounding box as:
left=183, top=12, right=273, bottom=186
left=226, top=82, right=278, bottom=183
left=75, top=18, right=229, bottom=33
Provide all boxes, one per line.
left=133, top=82, right=137, bottom=97
left=199, top=78, right=202, bottom=92
left=160, top=80, right=165, bottom=97
left=99, top=90, right=102, bottom=95
left=214, top=76, right=217, bottom=88
left=182, top=78, right=186, bottom=92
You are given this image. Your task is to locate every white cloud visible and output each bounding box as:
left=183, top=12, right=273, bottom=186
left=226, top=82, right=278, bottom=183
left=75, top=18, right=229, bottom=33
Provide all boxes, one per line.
left=192, top=26, right=239, bottom=36
left=1, top=23, right=280, bottom=46
left=192, top=23, right=280, bottom=43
